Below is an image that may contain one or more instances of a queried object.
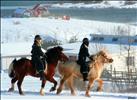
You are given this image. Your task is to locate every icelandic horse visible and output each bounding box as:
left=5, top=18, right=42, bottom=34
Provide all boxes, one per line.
left=8, top=46, right=68, bottom=95
left=57, top=50, right=113, bottom=97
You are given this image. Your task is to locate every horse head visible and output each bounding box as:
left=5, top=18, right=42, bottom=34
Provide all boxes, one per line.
left=55, top=46, right=69, bottom=62
left=45, top=46, right=68, bottom=63
left=88, top=50, right=113, bottom=69
left=97, top=50, right=113, bottom=63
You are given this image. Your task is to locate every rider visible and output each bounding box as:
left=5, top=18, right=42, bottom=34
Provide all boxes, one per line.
left=77, top=38, right=91, bottom=83
left=31, top=35, right=46, bottom=81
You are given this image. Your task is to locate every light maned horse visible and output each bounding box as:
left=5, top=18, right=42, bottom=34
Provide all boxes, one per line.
left=57, top=50, right=113, bottom=97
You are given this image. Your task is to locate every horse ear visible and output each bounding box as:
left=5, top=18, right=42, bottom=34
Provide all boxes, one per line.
left=57, top=46, right=63, bottom=51
left=101, top=47, right=107, bottom=52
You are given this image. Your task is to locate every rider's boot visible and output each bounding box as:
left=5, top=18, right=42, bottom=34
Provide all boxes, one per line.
left=83, top=73, right=88, bottom=87
left=39, top=71, right=46, bottom=81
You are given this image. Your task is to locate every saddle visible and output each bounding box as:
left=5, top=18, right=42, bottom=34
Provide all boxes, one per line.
left=77, top=54, right=94, bottom=65
left=76, top=56, right=94, bottom=74
left=76, top=60, right=90, bottom=66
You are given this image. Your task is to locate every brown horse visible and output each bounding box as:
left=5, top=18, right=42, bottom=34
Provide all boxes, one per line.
left=56, top=50, right=113, bottom=97
left=8, top=46, right=69, bottom=95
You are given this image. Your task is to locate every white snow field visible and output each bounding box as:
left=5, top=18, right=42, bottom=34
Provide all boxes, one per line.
left=1, top=71, right=137, bottom=100
left=1, top=18, right=136, bottom=44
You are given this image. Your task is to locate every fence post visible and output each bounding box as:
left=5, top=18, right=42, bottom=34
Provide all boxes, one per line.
left=110, top=65, right=112, bottom=77
left=114, top=68, right=116, bottom=80
left=0, top=53, right=1, bottom=71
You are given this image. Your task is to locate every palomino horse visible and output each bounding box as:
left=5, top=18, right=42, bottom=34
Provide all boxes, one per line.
left=57, top=50, right=113, bottom=97
left=8, top=46, right=68, bottom=95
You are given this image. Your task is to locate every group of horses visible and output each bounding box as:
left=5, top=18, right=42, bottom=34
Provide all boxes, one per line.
left=8, top=46, right=113, bottom=97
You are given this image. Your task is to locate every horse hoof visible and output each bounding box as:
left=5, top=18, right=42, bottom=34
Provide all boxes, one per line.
left=40, top=93, right=45, bottom=96
left=71, top=92, right=76, bottom=96
left=56, top=88, right=61, bottom=95
left=56, top=91, right=59, bottom=95
left=85, top=94, right=90, bottom=97
left=97, top=88, right=102, bottom=92
left=40, top=89, right=45, bottom=96
left=50, top=87, right=56, bottom=92
left=85, top=93, right=90, bottom=97
left=8, top=88, right=14, bottom=92
left=20, top=92, right=24, bottom=95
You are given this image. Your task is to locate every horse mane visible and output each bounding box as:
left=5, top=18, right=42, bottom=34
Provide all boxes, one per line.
left=88, top=50, right=106, bottom=68
left=46, top=46, right=63, bottom=63
left=47, top=46, right=63, bottom=52
left=96, top=50, right=106, bottom=57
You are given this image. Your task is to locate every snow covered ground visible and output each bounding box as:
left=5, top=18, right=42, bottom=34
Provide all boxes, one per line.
left=1, top=18, right=137, bottom=44
left=1, top=17, right=137, bottom=70
left=1, top=71, right=137, bottom=100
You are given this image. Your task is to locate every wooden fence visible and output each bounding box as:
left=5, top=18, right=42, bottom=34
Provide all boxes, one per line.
left=102, top=68, right=137, bottom=91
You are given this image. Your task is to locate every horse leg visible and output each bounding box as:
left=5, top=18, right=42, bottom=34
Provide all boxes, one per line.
left=40, top=80, right=46, bottom=96
left=85, top=79, right=94, bottom=97
left=17, top=75, right=25, bottom=95
left=97, top=79, right=103, bottom=92
left=56, top=78, right=65, bottom=95
left=48, top=78, right=57, bottom=92
left=66, top=76, right=76, bottom=95
left=57, top=74, right=71, bottom=95
left=8, top=77, right=18, bottom=92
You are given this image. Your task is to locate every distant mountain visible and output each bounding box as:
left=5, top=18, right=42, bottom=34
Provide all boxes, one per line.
left=1, top=0, right=136, bottom=7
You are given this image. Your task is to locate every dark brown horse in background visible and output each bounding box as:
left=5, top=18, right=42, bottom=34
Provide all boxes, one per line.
left=57, top=50, right=113, bottom=97
left=8, top=46, right=68, bottom=95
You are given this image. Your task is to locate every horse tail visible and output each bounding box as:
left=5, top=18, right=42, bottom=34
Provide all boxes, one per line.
left=8, top=59, right=17, bottom=78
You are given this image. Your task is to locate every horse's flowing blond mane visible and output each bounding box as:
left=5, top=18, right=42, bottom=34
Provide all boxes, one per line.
left=88, top=50, right=112, bottom=79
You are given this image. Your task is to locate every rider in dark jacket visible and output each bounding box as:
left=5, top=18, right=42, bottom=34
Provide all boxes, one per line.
left=77, top=38, right=90, bottom=82
left=31, top=35, right=46, bottom=81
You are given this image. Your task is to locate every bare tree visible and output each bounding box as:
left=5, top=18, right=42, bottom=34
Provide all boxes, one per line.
left=113, top=26, right=125, bottom=55
left=115, top=25, right=135, bottom=84
left=123, top=25, right=134, bottom=74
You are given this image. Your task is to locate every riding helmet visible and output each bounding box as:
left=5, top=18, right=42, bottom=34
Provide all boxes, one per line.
left=34, top=35, right=42, bottom=40
left=82, top=38, right=89, bottom=46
